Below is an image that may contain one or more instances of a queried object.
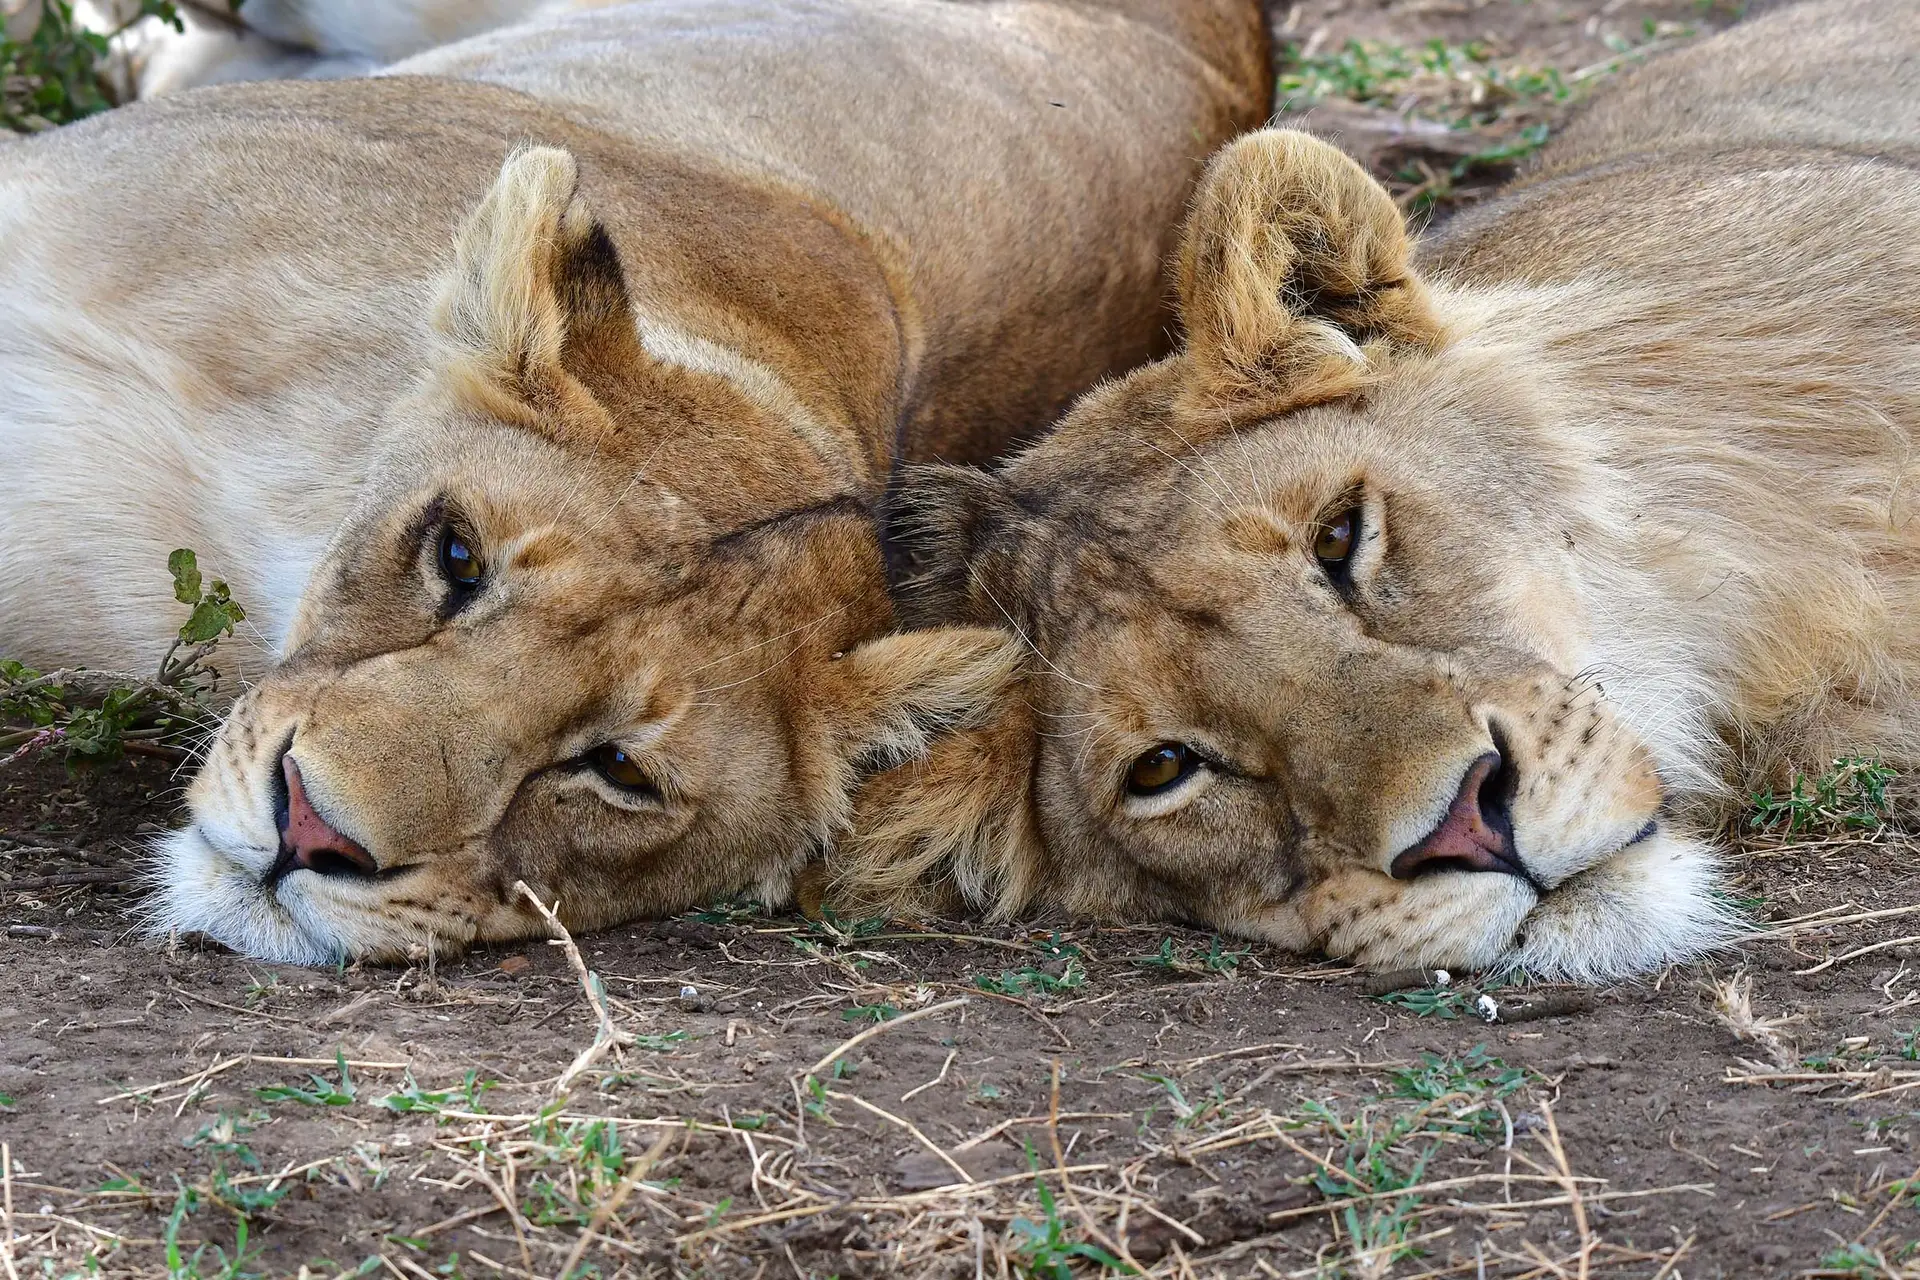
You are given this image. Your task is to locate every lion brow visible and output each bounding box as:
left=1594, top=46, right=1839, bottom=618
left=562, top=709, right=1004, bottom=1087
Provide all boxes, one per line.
left=709, top=493, right=874, bottom=548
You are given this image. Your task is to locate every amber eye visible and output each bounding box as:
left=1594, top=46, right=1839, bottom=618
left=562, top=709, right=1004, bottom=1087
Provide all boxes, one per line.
left=588, top=744, right=653, bottom=793
left=437, top=525, right=484, bottom=590
left=1126, top=743, right=1199, bottom=797
left=1313, top=507, right=1359, bottom=568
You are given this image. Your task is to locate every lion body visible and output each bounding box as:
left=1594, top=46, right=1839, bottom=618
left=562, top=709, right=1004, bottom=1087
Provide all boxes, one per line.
left=1, top=0, right=1265, bottom=675
left=846, top=0, right=1918, bottom=980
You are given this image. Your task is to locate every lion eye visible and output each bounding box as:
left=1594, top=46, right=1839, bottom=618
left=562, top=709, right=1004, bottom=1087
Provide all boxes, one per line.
left=588, top=744, right=652, bottom=793
left=1313, top=507, right=1359, bottom=568
left=437, top=525, right=484, bottom=590
left=1127, top=744, right=1199, bottom=797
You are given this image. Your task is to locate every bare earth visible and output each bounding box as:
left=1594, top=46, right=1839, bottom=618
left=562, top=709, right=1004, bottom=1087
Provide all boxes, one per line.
left=4, top=3, right=1913, bottom=1278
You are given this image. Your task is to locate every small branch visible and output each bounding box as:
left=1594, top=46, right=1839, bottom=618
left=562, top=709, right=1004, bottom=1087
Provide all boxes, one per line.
left=6, top=923, right=117, bottom=944
left=3, top=869, right=134, bottom=892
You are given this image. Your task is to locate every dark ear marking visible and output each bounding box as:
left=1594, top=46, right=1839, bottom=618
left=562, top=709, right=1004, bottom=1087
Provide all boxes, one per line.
left=554, top=221, right=633, bottom=333
left=888, top=464, right=1026, bottom=628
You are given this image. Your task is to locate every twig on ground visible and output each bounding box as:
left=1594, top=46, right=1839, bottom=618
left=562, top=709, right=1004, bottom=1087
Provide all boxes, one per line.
left=4, top=923, right=117, bottom=944
left=1796, top=934, right=1920, bottom=976
left=1049, top=1059, right=1132, bottom=1268
left=1493, top=993, right=1592, bottom=1024
left=1, top=869, right=133, bottom=892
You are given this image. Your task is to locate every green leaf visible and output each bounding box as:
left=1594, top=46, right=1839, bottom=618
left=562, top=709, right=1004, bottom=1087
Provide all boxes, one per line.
left=167, top=549, right=201, bottom=604
left=180, top=584, right=245, bottom=644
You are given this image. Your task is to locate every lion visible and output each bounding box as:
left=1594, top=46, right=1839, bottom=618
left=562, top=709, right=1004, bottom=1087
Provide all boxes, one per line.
left=90, top=0, right=602, bottom=97
left=0, top=0, right=1271, bottom=963
left=835, top=0, right=1920, bottom=982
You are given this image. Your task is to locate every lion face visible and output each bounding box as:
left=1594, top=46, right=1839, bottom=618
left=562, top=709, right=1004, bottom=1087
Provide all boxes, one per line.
left=859, top=131, right=1731, bottom=980
left=153, top=148, right=1016, bottom=964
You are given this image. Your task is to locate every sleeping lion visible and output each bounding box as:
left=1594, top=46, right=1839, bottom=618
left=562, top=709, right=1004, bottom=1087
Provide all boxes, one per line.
left=0, top=0, right=1270, bottom=963
left=837, top=0, right=1920, bottom=981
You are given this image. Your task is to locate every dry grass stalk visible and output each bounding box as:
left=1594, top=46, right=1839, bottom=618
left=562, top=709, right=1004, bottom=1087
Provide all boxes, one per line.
left=513, top=880, right=630, bottom=1096
left=1707, top=971, right=1799, bottom=1069
left=902, top=1048, right=958, bottom=1102
left=1797, top=933, right=1920, bottom=975
left=2, top=1140, right=17, bottom=1280
left=824, top=1087, right=973, bottom=1183
left=1536, top=1100, right=1594, bottom=1280
left=798, top=994, right=969, bottom=1078
left=554, top=1128, right=674, bottom=1280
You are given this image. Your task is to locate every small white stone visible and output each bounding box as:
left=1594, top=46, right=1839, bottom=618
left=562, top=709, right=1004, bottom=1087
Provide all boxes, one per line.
left=1475, top=994, right=1500, bottom=1023
left=1432, top=969, right=1452, bottom=987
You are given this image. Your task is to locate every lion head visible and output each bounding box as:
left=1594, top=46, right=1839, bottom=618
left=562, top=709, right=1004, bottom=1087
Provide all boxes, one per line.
left=153, top=147, right=1017, bottom=964
left=841, top=130, right=1738, bottom=981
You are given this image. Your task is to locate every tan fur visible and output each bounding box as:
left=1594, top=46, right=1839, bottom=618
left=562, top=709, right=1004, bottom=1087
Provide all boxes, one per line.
left=841, top=0, right=1920, bottom=980
left=0, top=0, right=1270, bottom=964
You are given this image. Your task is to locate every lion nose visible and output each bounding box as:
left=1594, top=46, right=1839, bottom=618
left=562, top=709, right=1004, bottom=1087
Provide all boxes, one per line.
left=1388, top=750, right=1531, bottom=883
left=274, top=755, right=378, bottom=878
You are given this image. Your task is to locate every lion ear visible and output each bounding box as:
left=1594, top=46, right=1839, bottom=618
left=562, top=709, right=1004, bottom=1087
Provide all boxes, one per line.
left=826, top=652, right=1045, bottom=921
left=432, top=146, right=646, bottom=424
left=1175, top=129, right=1446, bottom=416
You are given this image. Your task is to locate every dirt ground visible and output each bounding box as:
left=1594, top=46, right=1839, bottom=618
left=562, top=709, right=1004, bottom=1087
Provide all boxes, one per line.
left=8, top=2, right=1915, bottom=1279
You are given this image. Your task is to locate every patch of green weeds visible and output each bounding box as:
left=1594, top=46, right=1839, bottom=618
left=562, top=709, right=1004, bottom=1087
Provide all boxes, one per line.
left=377, top=1070, right=495, bottom=1120
left=1750, top=756, right=1897, bottom=834
left=689, top=897, right=763, bottom=924
left=1129, top=936, right=1248, bottom=978
left=256, top=1051, right=356, bottom=1107
left=522, top=1117, right=640, bottom=1228
left=1296, top=1101, right=1442, bottom=1272
left=1398, top=122, right=1551, bottom=216
left=842, top=1001, right=900, bottom=1023
left=1138, top=1074, right=1231, bottom=1131
left=1277, top=38, right=1569, bottom=128
left=1375, top=985, right=1470, bottom=1019
left=803, top=1074, right=834, bottom=1122
left=161, top=1182, right=260, bottom=1280
left=2, top=548, right=245, bottom=771
left=977, top=957, right=1087, bottom=998
left=632, top=1030, right=690, bottom=1052
left=1390, top=1046, right=1529, bottom=1139
left=183, top=1112, right=265, bottom=1168
left=1821, top=1243, right=1892, bottom=1279
left=1008, top=1178, right=1137, bottom=1278
left=802, top=907, right=888, bottom=945
left=1, top=0, right=186, bottom=132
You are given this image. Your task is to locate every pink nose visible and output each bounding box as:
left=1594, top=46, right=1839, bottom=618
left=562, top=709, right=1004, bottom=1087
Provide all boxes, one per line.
left=1388, top=752, right=1529, bottom=882
left=278, top=756, right=377, bottom=877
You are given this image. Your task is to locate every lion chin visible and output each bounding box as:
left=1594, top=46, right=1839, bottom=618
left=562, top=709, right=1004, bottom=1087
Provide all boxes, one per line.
left=1299, top=829, right=1741, bottom=984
